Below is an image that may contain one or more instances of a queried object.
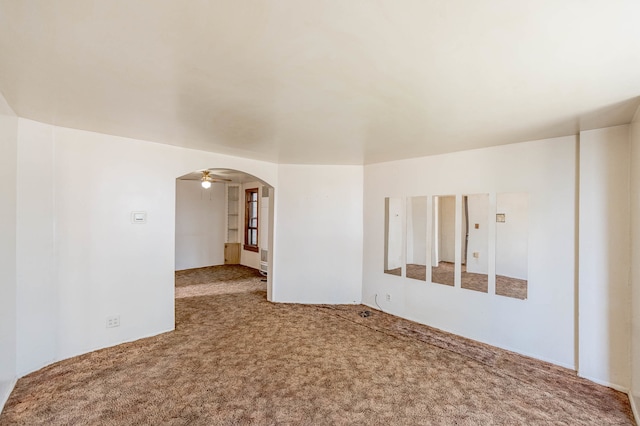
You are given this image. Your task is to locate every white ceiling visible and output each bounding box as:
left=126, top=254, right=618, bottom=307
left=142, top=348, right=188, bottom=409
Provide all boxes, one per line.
left=1, top=1, right=639, bottom=165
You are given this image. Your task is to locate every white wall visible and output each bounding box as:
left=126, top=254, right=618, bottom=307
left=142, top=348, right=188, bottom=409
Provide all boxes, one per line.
left=465, top=194, right=489, bottom=274
left=15, top=119, right=278, bottom=376
left=272, top=165, right=363, bottom=304
left=363, top=136, right=576, bottom=368
left=175, top=180, right=225, bottom=271
left=579, top=125, right=631, bottom=390
left=407, top=196, right=427, bottom=266
left=385, top=197, right=403, bottom=270
left=0, top=93, right=18, bottom=411
left=16, top=120, right=57, bottom=375
left=438, top=196, right=456, bottom=263
left=631, top=107, right=640, bottom=400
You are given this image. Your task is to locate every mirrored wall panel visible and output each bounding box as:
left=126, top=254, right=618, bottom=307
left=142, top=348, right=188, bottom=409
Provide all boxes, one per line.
left=406, top=196, right=427, bottom=281
left=384, top=197, right=403, bottom=276
left=461, top=194, right=489, bottom=293
left=495, top=193, right=528, bottom=299
left=432, top=195, right=455, bottom=286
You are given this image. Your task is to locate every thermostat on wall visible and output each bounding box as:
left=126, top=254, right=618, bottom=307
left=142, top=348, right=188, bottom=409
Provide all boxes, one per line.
left=131, top=211, right=147, bottom=224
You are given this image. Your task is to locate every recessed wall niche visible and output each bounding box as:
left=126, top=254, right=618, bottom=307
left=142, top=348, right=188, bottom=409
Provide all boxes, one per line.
left=406, top=196, right=427, bottom=281
left=432, top=195, right=455, bottom=286
left=495, top=193, right=528, bottom=299
left=461, top=194, right=489, bottom=293
left=384, top=197, right=403, bottom=276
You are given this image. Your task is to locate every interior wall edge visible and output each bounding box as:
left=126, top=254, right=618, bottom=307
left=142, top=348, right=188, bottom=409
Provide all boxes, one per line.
left=574, top=133, right=580, bottom=372
left=576, top=373, right=629, bottom=394
left=577, top=125, right=631, bottom=390
left=0, top=379, right=17, bottom=415
left=629, top=393, right=640, bottom=426
left=629, top=105, right=640, bottom=397
left=272, top=164, right=363, bottom=305
left=0, top=90, right=18, bottom=411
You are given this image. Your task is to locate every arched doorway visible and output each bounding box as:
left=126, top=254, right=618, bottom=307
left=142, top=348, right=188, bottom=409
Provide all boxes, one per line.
left=174, top=168, right=275, bottom=301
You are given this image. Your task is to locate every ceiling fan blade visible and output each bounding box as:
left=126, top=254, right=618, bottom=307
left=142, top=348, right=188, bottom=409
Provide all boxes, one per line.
left=178, top=171, right=233, bottom=182
left=207, top=175, right=232, bottom=181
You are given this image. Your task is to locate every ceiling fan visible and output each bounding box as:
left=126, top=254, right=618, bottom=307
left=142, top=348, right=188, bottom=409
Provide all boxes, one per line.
left=182, top=170, right=232, bottom=188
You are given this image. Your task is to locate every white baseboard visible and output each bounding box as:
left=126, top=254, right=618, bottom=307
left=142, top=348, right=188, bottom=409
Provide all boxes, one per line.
left=576, top=373, right=628, bottom=393
left=629, top=393, right=640, bottom=425
left=0, top=378, right=17, bottom=415
left=362, top=301, right=577, bottom=370
left=18, top=327, right=176, bottom=378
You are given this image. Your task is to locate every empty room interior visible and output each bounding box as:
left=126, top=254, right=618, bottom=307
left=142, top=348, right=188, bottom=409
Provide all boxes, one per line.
left=2, top=1, right=640, bottom=424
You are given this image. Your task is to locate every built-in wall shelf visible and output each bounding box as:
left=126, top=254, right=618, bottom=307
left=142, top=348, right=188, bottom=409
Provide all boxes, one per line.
left=226, top=184, right=241, bottom=243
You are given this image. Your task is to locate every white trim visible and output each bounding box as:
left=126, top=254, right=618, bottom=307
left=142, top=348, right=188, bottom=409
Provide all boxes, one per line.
left=18, top=327, right=175, bottom=378
left=363, top=301, right=384, bottom=313
left=362, top=301, right=576, bottom=369
left=0, top=378, right=17, bottom=414
left=577, top=373, right=629, bottom=393
left=629, top=393, right=640, bottom=425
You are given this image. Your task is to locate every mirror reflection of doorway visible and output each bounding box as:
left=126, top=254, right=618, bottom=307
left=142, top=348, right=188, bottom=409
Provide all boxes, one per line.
left=384, top=197, right=403, bottom=277
left=461, top=194, right=489, bottom=293
left=432, top=195, right=455, bottom=286
left=406, top=196, right=427, bottom=281
left=495, top=193, right=528, bottom=300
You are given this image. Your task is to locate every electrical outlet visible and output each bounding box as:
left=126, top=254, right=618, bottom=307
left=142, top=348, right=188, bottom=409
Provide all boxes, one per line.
left=386, top=294, right=391, bottom=302
left=106, top=315, right=120, bottom=328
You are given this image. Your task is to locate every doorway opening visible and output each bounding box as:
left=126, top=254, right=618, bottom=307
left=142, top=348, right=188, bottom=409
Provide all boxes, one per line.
left=174, top=168, right=274, bottom=301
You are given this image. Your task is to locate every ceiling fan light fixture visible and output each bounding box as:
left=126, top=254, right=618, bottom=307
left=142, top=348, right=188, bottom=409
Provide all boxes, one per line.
left=200, top=170, right=214, bottom=189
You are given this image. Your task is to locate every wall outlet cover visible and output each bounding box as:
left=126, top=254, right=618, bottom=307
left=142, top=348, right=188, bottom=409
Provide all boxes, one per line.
left=106, top=315, right=120, bottom=328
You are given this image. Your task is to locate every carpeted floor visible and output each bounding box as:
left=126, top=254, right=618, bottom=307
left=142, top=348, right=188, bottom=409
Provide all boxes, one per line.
left=175, top=264, right=265, bottom=298
left=406, top=263, right=426, bottom=280
left=0, top=265, right=633, bottom=425
left=432, top=261, right=455, bottom=286
left=496, top=274, right=528, bottom=300
left=175, top=264, right=263, bottom=287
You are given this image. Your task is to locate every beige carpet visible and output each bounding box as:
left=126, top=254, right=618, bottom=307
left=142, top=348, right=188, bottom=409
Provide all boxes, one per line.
left=175, top=264, right=265, bottom=298
left=496, top=274, right=528, bottom=300
left=0, top=265, right=633, bottom=425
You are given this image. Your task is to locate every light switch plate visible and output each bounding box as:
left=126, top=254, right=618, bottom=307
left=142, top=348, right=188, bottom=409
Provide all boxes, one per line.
left=131, top=211, right=147, bottom=224
left=496, top=213, right=506, bottom=223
